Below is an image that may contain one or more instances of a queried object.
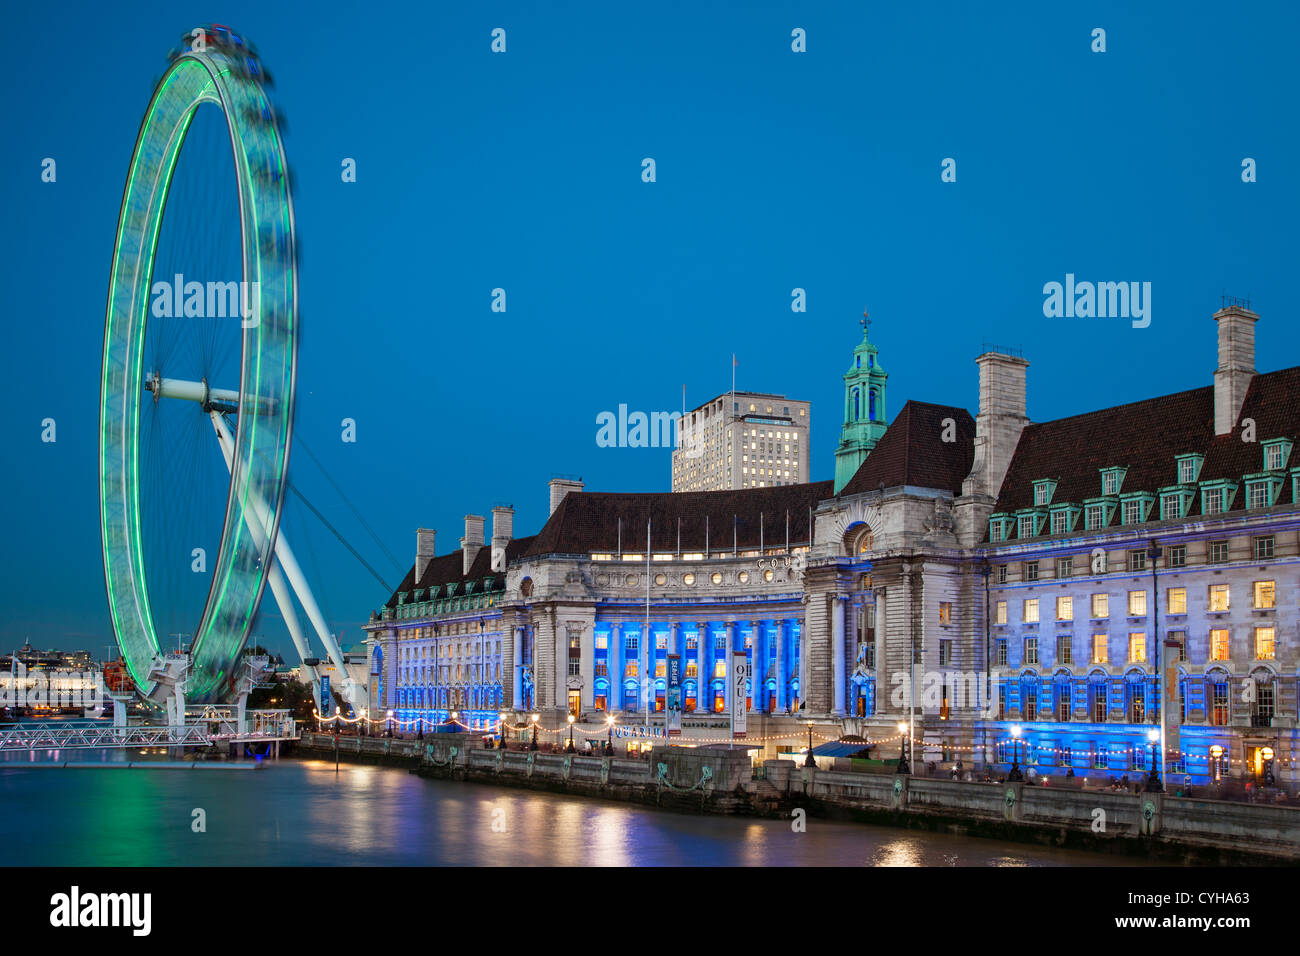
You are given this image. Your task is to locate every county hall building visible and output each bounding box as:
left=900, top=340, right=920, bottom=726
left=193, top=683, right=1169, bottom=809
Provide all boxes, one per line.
left=364, top=302, right=1300, bottom=787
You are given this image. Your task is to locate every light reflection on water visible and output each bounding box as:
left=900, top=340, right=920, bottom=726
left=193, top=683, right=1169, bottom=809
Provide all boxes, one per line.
left=0, top=758, right=1134, bottom=867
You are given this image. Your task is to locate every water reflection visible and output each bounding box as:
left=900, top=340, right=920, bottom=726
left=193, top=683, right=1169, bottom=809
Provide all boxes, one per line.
left=0, top=759, right=1135, bottom=867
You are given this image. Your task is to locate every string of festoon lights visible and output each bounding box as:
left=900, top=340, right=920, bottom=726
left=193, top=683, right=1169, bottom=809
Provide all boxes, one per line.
left=990, top=737, right=1292, bottom=768
left=310, top=711, right=1285, bottom=767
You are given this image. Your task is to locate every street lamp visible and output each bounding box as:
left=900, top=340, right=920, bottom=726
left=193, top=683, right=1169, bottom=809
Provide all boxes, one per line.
left=803, top=720, right=816, bottom=768
left=605, top=715, right=615, bottom=755
left=1144, top=728, right=1163, bottom=792
left=386, top=709, right=393, bottom=737
left=896, top=720, right=911, bottom=775
left=1007, top=724, right=1023, bottom=781
left=1262, top=745, right=1276, bottom=786
left=498, top=711, right=509, bottom=750
left=1209, top=744, right=1224, bottom=783
left=566, top=713, right=577, bottom=753
left=529, top=712, right=540, bottom=751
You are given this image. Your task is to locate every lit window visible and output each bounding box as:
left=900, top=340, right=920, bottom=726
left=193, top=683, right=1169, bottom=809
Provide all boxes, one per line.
left=1254, top=581, right=1275, bottom=609
left=1208, top=584, right=1230, bottom=612
left=1256, top=626, right=1276, bottom=660
left=938, top=602, right=952, bottom=625
left=1091, top=593, right=1108, bottom=619
left=995, top=601, right=1007, bottom=625
left=1092, top=635, right=1108, bottom=664
left=1128, top=633, right=1146, bottom=663
left=1210, top=629, right=1230, bottom=661
left=1127, top=590, right=1146, bottom=616
left=1056, top=596, right=1072, bottom=621
left=1023, top=599, right=1039, bottom=623
left=1167, top=588, right=1186, bottom=614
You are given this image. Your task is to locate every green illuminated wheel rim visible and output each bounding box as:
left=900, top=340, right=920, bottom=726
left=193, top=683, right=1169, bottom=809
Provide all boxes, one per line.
left=99, top=27, right=297, bottom=703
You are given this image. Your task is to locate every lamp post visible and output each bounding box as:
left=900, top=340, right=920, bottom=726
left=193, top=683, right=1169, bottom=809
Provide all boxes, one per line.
left=498, top=711, right=509, bottom=750
left=386, top=709, right=393, bottom=738
left=803, top=720, right=816, bottom=768
left=896, top=720, right=911, bottom=775
left=1209, top=744, right=1224, bottom=783
left=566, top=713, right=576, bottom=753
left=529, top=712, right=540, bottom=751
left=1007, top=724, right=1024, bottom=781
left=605, top=715, right=615, bottom=755
left=1144, top=728, right=1163, bottom=792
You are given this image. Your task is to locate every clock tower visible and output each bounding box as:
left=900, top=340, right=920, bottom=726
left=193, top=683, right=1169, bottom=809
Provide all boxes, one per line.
left=833, top=312, right=889, bottom=493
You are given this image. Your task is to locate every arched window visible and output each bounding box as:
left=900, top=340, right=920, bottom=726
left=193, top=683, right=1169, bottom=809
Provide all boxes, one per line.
left=869, top=389, right=877, bottom=422
left=852, top=388, right=860, bottom=421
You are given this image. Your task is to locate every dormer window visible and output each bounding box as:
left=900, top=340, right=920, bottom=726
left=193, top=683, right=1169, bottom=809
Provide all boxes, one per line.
left=988, top=514, right=1014, bottom=542
left=1244, top=473, right=1283, bottom=509
left=1049, top=504, right=1079, bottom=535
left=1083, top=497, right=1118, bottom=531
left=1199, top=479, right=1238, bottom=516
left=1159, top=486, right=1194, bottom=520
left=1016, top=511, right=1045, bottom=539
left=1100, top=466, right=1127, bottom=496
left=1262, top=439, right=1292, bottom=472
left=1119, top=492, right=1155, bottom=526
left=1033, top=479, right=1057, bottom=507
left=1175, top=453, right=1203, bottom=485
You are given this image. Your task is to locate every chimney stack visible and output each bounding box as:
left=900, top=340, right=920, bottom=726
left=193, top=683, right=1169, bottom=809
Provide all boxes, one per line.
left=548, top=477, right=584, bottom=517
left=461, top=514, right=486, bottom=575
left=415, top=528, right=436, bottom=582
left=1214, top=304, right=1258, bottom=435
left=962, top=350, right=1030, bottom=501
left=491, top=506, right=514, bottom=571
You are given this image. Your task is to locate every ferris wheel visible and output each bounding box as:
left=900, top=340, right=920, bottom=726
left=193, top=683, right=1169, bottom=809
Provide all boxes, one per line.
left=98, top=25, right=353, bottom=712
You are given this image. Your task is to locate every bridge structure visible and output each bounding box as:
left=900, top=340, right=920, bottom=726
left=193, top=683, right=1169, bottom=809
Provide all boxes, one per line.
left=0, top=703, right=297, bottom=756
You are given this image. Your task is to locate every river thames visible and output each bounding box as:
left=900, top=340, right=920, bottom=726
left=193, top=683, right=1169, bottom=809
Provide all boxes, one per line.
left=0, top=756, right=1136, bottom=866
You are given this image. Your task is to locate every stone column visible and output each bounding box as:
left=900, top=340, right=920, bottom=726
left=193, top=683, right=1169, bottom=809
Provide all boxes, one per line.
left=611, top=623, right=623, bottom=711
left=697, top=621, right=710, bottom=712
left=832, top=595, right=847, bottom=717
left=776, top=619, right=788, bottom=713
left=723, top=620, right=737, bottom=711
left=797, top=617, right=808, bottom=711
left=749, top=620, right=762, bottom=712
left=511, top=625, right=523, bottom=710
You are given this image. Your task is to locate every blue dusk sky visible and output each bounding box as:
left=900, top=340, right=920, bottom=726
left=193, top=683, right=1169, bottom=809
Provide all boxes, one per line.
left=2, top=1, right=1297, bottom=658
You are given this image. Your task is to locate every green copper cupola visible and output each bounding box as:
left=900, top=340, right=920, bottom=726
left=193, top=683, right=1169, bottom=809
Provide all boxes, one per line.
left=833, top=312, right=889, bottom=493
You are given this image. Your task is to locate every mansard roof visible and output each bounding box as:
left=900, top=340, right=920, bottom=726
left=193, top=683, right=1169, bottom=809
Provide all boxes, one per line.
left=837, top=400, right=977, bottom=497
left=523, top=481, right=834, bottom=557
left=384, top=536, right=536, bottom=608
left=992, top=365, right=1300, bottom=520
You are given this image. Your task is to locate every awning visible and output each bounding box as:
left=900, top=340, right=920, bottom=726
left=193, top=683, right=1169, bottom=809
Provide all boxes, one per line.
left=810, top=740, right=874, bottom=758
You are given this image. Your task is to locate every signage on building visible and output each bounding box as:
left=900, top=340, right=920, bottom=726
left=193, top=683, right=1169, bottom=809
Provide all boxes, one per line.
left=731, top=651, right=749, bottom=738
left=1164, top=636, right=1181, bottom=770
left=320, top=675, right=331, bottom=711
left=666, top=654, right=682, bottom=736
